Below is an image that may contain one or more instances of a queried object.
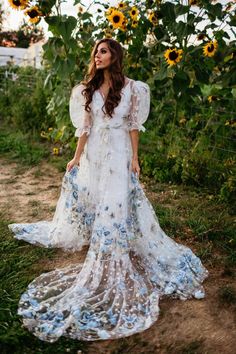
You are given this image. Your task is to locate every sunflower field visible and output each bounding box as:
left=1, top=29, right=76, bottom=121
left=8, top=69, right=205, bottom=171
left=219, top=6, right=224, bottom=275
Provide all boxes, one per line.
left=4, top=0, right=236, bottom=206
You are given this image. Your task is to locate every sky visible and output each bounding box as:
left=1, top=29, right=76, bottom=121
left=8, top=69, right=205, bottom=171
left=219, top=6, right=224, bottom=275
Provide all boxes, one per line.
left=2, top=0, right=92, bottom=36
left=2, top=0, right=118, bottom=37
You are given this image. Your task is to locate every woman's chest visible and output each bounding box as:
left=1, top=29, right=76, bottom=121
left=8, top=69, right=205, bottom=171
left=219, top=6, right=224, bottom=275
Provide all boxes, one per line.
left=90, top=88, right=132, bottom=119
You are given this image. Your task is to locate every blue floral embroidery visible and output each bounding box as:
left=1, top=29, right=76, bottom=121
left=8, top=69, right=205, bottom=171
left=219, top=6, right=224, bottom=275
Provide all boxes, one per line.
left=107, top=308, right=118, bottom=325
left=122, top=314, right=138, bottom=328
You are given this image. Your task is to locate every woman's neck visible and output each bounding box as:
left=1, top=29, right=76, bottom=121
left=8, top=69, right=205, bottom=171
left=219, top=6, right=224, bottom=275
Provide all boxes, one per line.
left=103, top=70, right=111, bottom=86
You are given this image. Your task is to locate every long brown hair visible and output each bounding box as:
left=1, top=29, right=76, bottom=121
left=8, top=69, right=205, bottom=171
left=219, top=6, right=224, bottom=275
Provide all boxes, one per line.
left=81, top=38, right=126, bottom=118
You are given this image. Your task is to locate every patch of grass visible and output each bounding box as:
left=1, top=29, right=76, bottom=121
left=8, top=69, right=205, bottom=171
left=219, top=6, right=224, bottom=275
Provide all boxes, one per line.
left=187, top=206, right=236, bottom=266
left=49, top=154, right=71, bottom=173
left=0, top=127, right=50, bottom=166
left=154, top=205, right=183, bottom=238
left=33, top=169, right=45, bottom=178
left=147, top=180, right=236, bottom=267
left=195, top=243, right=214, bottom=264
left=0, top=220, right=88, bottom=354
left=218, top=285, right=236, bottom=306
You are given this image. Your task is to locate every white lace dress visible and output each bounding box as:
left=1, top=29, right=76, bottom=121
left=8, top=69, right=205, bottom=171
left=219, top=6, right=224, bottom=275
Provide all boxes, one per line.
left=8, top=78, right=209, bottom=342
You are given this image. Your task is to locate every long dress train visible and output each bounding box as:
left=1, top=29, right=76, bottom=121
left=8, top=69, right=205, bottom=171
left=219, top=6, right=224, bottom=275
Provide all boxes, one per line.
left=8, top=78, right=209, bottom=342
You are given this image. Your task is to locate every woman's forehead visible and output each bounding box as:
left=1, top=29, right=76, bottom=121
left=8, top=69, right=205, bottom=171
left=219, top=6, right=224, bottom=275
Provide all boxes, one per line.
left=97, top=42, right=109, bottom=50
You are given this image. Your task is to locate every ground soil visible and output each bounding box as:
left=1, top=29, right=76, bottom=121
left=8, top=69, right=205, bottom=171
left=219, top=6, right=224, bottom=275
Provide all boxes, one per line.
left=0, top=157, right=235, bottom=354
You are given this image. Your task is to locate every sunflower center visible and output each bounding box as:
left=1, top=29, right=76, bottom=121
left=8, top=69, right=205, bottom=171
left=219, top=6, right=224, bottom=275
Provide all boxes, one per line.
left=169, top=51, right=178, bottom=60
left=132, top=10, right=136, bottom=15
left=208, top=44, right=214, bottom=52
left=113, top=15, right=120, bottom=23
left=28, top=9, right=39, bottom=18
left=13, top=0, right=21, bottom=5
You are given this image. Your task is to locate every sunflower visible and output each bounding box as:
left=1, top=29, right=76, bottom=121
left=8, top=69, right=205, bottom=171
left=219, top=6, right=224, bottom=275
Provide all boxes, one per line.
left=117, top=2, right=127, bottom=10
left=8, top=0, right=29, bottom=10
left=24, top=6, right=43, bottom=24
left=120, top=17, right=128, bottom=31
left=148, top=11, right=158, bottom=25
left=189, top=0, right=199, bottom=5
left=77, top=5, right=84, bottom=13
left=197, top=33, right=206, bottom=41
left=208, top=95, right=218, bottom=103
left=164, top=48, right=183, bottom=66
left=225, top=4, right=233, bottom=12
left=129, top=6, right=139, bottom=20
left=105, top=7, right=115, bottom=18
left=131, top=19, right=139, bottom=28
left=53, top=147, right=59, bottom=155
left=225, top=119, right=236, bottom=127
left=107, top=9, right=125, bottom=29
left=203, top=40, right=218, bottom=57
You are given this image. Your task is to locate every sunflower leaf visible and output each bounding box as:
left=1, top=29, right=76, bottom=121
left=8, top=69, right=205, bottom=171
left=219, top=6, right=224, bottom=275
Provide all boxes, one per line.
left=173, top=71, right=190, bottom=94
left=175, top=4, right=189, bottom=17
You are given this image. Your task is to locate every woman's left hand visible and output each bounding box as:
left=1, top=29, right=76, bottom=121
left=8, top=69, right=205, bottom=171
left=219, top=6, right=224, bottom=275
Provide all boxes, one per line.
left=131, top=157, right=140, bottom=176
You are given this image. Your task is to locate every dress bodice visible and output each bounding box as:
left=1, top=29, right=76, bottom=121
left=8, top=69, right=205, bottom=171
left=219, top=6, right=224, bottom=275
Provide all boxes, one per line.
left=69, top=78, right=151, bottom=138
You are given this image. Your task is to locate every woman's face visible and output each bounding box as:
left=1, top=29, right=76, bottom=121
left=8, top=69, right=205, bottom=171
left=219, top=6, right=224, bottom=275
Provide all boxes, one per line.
left=94, top=42, right=112, bottom=70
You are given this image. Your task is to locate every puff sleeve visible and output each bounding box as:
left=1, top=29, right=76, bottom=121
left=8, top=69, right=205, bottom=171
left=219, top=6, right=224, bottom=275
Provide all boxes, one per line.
left=69, top=84, right=92, bottom=138
left=127, top=80, right=150, bottom=132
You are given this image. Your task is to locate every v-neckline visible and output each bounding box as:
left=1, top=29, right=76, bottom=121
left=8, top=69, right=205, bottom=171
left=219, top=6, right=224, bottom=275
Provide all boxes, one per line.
left=97, top=77, right=132, bottom=103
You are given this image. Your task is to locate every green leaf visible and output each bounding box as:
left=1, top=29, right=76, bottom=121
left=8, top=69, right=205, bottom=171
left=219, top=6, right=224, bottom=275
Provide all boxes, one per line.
left=187, top=13, right=195, bottom=24
left=161, top=2, right=176, bottom=22
left=175, top=4, right=189, bottom=17
left=45, top=16, right=77, bottom=42
left=154, top=67, right=167, bottom=81
left=153, top=27, right=166, bottom=40
left=173, top=71, right=190, bottom=93
left=211, top=3, right=223, bottom=19
left=229, top=17, right=236, bottom=27
left=44, top=16, right=61, bottom=37
left=81, top=12, right=93, bottom=21
left=57, top=16, right=77, bottom=42
left=194, top=67, right=210, bottom=84
left=39, top=0, right=56, bottom=14
left=176, top=21, right=186, bottom=37
left=222, top=71, right=236, bottom=87
left=67, top=38, right=79, bottom=51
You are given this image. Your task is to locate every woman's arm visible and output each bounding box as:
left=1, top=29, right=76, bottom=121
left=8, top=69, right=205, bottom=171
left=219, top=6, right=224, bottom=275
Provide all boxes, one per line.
left=67, top=133, right=88, bottom=171
left=129, top=129, right=140, bottom=176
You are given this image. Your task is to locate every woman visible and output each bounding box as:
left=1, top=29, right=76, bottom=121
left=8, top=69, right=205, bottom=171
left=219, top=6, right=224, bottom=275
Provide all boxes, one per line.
left=8, top=38, right=209, bottom=342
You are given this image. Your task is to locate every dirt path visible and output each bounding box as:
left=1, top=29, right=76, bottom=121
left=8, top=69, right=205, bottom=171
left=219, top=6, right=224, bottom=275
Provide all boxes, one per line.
left=0, top=157, right=235, bottom=354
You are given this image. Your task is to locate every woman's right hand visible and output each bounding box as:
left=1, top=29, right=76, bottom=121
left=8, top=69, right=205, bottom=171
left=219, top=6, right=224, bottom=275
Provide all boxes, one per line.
left=66, top=157, right=80, bottom=172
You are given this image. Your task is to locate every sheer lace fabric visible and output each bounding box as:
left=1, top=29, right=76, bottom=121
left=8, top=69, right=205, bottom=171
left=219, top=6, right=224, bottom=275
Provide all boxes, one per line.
left=127, top=80, right=150, bottom=132
left=69, top=84, right=93, bottom=138
left=8, top=78, right=209, bottom=342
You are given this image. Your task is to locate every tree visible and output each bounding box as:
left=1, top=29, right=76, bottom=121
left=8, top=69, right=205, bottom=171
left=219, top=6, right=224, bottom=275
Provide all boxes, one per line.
left=0, top=21, right=44, bottom=48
